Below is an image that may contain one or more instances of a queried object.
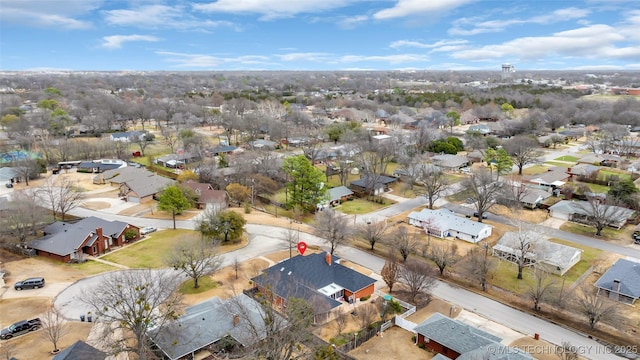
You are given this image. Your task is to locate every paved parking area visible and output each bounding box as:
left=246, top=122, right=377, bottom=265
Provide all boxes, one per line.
left=456, top=309, right=526, bottom=345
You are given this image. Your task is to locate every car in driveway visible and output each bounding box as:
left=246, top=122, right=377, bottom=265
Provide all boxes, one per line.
left=473, top=212, right=488, bottom=219
left=140, top=226, right=157, bottom=235
left=14, top=277, right=45, bottom=290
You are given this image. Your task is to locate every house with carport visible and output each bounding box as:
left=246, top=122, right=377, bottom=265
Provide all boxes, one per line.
left=524, top=168, right=568, bottom=190
left=407, top=208, right=492, bottom=243
left=548, top=200, right=635, bottom=228
left=317, top=186, right=353, bottom=210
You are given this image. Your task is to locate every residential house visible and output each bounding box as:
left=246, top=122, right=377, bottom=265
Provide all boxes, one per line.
left=467, top=124, right=492, bottom=135
left=349, top=175, right=397, bottom=196
left=155, top=152, right=197, bottom=168
left=595, top=259, right=640, bottom=304
left=317, top=186, right=354, bottom=210
left=28, top=216, right=140, bottom=262
left=567, top=164, right=599, bottom=180
left=119, top=174, right=175, bottom=203
left=492, top=232, right=581, bottom=276
left=0, top=166, right=19, bottom=184
left=413, top=313, right=503, bottom=359
left=466, top=150, right=484, bottom=164
left=93, top=167, right=156, bottom=186
left=52, top=340, right=106, bottom=360
left=251, top=252, right=376, bottom=324
left=432, top=154, right=469, bottom=171
left=407, top=208, right=492, bottom=243
left=151, top=294, right=286, bottom=360
left=249, top=139, right=277, bottom=149
left=182, top=181, right=227, bottom=210
left=548, top=200, right=635, bottom=228
left=207, top=145, right=239, bottom=157
left=520, top=187, right=552, bottom=209
left=77, top=159, right=126, bottom=173
left=109, top=130, right=146, bottom=142
left=524, top=168, right=569, bottom=190
left=577, top=153, right=622, bottom=167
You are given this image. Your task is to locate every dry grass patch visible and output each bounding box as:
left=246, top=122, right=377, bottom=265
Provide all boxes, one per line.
left=2, top=322, right=95, bottom=360
left=80, top=201, right=111, bottom=210
left=349, top=326, right=433, bottom=360
left=509, top=337, right=572, bottom=360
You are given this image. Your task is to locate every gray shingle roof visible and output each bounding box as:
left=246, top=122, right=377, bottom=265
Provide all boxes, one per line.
left=350, top=175, right=397, bottom=188
left=494, top=232, right=581, bottom=270
left=432, top=154, right=469, bottom=169
left=123, top=174, right=174, bottom=198
left=252, top=252, right=376, bottom=308
left=100, top=167, right=156, bottom=184
left=458, top=344, right=535, bottom=360
left=328, top=186, right=353, bottom=202
left=525, top=169, right=568, bottom=186
left=52, top=340, right=106, bottom=360
left=151, top=294, right=283, bottom=360
left=414, top=313, right=502, bottom=354
left=595, top=259, right=640, bottom=300
left=28, top=216, right=131, bottom=256
left=549, top=200, right=635, bottom=219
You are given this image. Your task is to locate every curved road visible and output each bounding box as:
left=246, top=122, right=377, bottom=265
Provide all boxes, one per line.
left=58, top=206, right=625, bottom=359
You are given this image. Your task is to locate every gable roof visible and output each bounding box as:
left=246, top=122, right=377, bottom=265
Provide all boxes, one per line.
left=595, top=259, right=640, bottom=300
left=457, top=345, right=535, bottom=360
left=520, top=187, right=552, bottom=205
left=252, top=252, right=376, bottom=308
left=414, top=313, right=502, bottom=354
left=327, top=186, right=354, bottom=202
left=568, top=163, right=599, bottom=177
left=28, top=216, right=131, bottom=256
left=432, top=154, right=469, bottom=169
left=350, top=175, right=396, bottom=188
left=549, top=200, right=635, bottom=219
left=524, top=169, right=568, bottom=186
left=52, top=340, right=106, bottom=360
left=494, top=232, right=581, bottom=269
left=408, top=208, right=491, bottom=237
left=578, top=153, right=621, bottom=164
left=123, top=175, right=175, bottom=198
left=151, top=294, right=284, bottom=360
left=182, top=181, right=226, bottom=204
left=100, top=167, right=156, bottom=184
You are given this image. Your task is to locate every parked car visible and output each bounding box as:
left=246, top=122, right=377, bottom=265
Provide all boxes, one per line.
left=633, top=233, right=640, bottom=244
left=1, top=318, right=41, bottom=340
left=140, top=226, right=157, bottom=235
left=473, top=212, right=488, bottom=219
left=14, top=277, right=45, bottom=290
left=5, top=183, right=12, bottom=188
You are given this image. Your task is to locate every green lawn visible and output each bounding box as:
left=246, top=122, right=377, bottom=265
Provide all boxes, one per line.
left=489, top=260, right=534, bottom=294
left=446, top=187, right=474, bottom=203
left=579, top=182, right=610, bottom=194
left=522, top=165, right=550, bottom=176
left=554, top=155, right=579, bottom=162
left=178, top=276, right=219, bottom=294
left=598, top=169, right=632, bottom=181
left=547, top=238, right=601, bottom=283
left=101, top=229, right=199, bottom=268
left=69, top=259, right=120, bottom=275
left=545, top=161, right=572, bottom=168
left=338, top=198, right=393, bottom=214
left=559, top=222, right=626, bottom=240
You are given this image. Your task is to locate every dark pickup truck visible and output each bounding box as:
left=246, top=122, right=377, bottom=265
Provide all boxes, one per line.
left=1, top=318, right=42, bottom=340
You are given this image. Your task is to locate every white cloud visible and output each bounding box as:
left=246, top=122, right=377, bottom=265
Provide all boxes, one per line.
left=103, top=4, right=235, bottom=30
left=0, top=0, right=101, bottom=29
left=451, top=24, right=639, bottom=62
left=276, top=53, right=333, bottom=62
left=449, top=7, right=591, bottom=35
left=338, top=15, right=369, bottom=29
left=193, top=0, right=354, bottom=20
left=373, top=0, right=472, bottom=20
left=390, top=39, right=467, bottom=49
left=338, top=54, right=430, bottom=64
left=156, top=51, right=274, bottom=68
left=102, top=35, right=161, bottom=49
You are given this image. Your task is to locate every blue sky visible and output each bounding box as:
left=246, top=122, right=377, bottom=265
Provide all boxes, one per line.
left=1, top=0, right=639, bottom=71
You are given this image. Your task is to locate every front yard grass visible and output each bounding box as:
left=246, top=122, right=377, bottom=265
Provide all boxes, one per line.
left=545, top=161, right=571, bottom=167
left=559, top=222, right=626, bottom=240
left=338, top=198, right=393, bottom=214
left=178, top=276, right=219, bottom=295
left=69, top=259, right=120, bottom=275
left=101, top=229, right=199, bottom=268
left=553, top=155, right=579, bottom=162
left=579, top=182, right=610, bottom=194
left=522, top=165, right=550, bottom=176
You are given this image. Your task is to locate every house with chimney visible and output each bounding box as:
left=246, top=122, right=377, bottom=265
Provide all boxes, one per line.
left=251, top=252, right=376, bottom=324
left=407, top=208, right=492, bottom=243
left=181, top=181, right=227, bottom=210
left=27, top=216, right=140, bottom=262
left=595, top=259, right=640, bottom=305
left=150, top=293, right=285, bottom=360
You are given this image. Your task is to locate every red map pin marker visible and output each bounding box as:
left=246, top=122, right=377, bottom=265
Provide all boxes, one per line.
left=297, top=241, right=307, bottom=255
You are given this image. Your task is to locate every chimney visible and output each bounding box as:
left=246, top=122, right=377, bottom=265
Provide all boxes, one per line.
left=96, top=227, right=103, bottom=239
left=612, top=279, right=621, bottom=292
left=325, top=253, right=331, bottom=266
left=233, top=314, right=240, bottom=326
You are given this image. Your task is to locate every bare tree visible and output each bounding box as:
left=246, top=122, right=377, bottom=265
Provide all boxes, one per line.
left=40, top=305, right=69, bottom=353
left=281, top=225, right=300, bottom=258
left=463, top=244, right=495, bottom=291
left=575, top=284, right=617, bottom=330
left=400, top=260, right=436, bottom=303
left=578, top=196, right=627, bottom=236
left=527, top=266, right=555, bottom=312
left=166, top=235, right=222, bottom=288
left=132, top=132, right=155, bottom=156
left=381, top=255, right=399, bottom=293
left=503, top=135, right=542, bottom=175
left=334, top=311, right=349, bottom=337
left=465, top=170, right=502, bottom=223
left=393, top=225, right=418, bottom=262
left=81, top=270, right=183, bottom=360
left=428, top=242, right=458, bottom=276
left=357, top=303, right=378, bottom=329
left=420, top=165, right=449, bottom=209
left=36, top=177, right=85, bottom=221
left=507, top=229, right=537, bottom=280
left=12, top=158, right=41, bottom=186
left=313, top=208, right=351, bottom=255
left=160, top=125, right=180, bottom=153
left=1, top=190, right=50, bottom=246
left=357, top=219, right=387, bottom=251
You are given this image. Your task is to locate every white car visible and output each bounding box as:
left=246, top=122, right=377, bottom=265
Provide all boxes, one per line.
left=140, top=226, right=157, bottom=235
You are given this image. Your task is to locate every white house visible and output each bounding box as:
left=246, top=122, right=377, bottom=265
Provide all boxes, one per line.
left=492, top=231, right=582, bottom=276
left=407, top=208, right=492, bottom=243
